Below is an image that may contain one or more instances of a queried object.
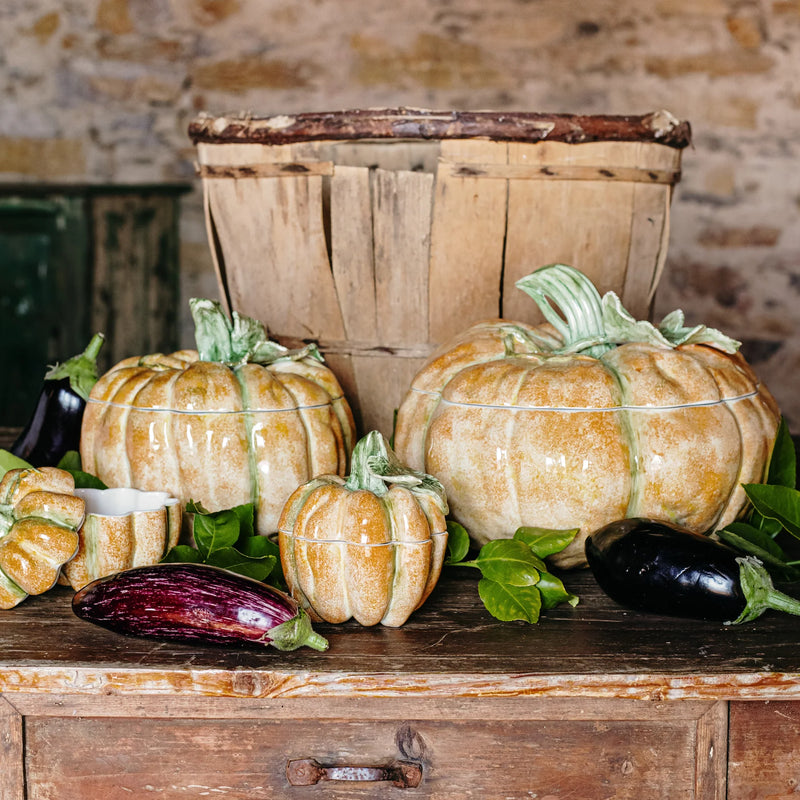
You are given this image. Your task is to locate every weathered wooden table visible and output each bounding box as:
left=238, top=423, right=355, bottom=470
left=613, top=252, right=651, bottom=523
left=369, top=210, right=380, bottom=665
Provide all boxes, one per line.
left=1, top=426, right=798, bottom=798
left=1, top=565, right=798, bottom=799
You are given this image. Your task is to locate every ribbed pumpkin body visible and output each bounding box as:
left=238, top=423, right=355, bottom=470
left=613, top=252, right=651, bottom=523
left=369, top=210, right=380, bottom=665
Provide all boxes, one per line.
left=0, top=467, right=85, bottom=608
left=394, top=321, right=780, bottom=569
left=80, top=350, right=355, bottom=536
left=278, top=432, right=449, bottom=627
left=62, top=488, right=182, bottom=590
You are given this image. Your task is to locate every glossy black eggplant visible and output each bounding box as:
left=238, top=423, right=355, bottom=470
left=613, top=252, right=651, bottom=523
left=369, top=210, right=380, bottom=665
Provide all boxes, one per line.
left=12, top=332, right=105, bottom=467
left=585, top=517, right=800, bottom=624
left=72, top=562, right=329, bottom=651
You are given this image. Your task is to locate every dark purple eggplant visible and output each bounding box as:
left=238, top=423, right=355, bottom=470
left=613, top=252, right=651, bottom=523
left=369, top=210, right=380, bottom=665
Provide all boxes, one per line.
left=585, top=517, right=800, bottom=624
left=12, top=333, right=104, bottom=467
left=72, top=562, right=329, bottom=651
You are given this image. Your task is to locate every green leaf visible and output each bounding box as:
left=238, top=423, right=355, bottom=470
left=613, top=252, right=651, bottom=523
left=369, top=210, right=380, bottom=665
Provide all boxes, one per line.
left=232, top=503, right=256, bottom=542
left=0, top=449, right=32, bottom=479
left=205, top=546, right=277, bottom=581
left=720, top=522, right=786, bottom=560
left=445, top=520, right=471, bottom=565
left=717, top=526, right=800, bottom=581
left=513, top=526, right=579, bottom=558
left=237, top=534, right=275, bottom=559
left=478, top=578, right=542, bottom=623
left=56, top=450, right=82, bottom=472
left=191, top=507, right=242, bottom=558
left=742, top=483, right=800, bottom=540
left=536, top=571, right=580, bottom=610
left=766, top=418, right=796, bottom=489
left=162, top=544, right=204, bottom=563
left=70, top=470, right=108, bottom=490
left=474, top=540, right=542, bottom=586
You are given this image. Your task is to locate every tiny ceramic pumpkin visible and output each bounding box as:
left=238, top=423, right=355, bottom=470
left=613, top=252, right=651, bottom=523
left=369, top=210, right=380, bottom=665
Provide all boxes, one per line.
left=61, top=487, right=181, bottom=590
left=394, top=264, right=780, bottom=569
left=279, top=431, right=449, bottom=627
left=80, top=299, right=356, bottom=536
left=0, top=466, right=85, bottom=609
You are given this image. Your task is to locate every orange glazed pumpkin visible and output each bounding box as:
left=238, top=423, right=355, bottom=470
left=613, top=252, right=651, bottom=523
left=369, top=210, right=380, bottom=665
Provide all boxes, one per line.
left=0, top=466, right=85, bottom=608
left=279, top=431, right=448, bottom=627
left=80, top=299, right=355, bottom=536
left=394, top=265, right=780, bottom=569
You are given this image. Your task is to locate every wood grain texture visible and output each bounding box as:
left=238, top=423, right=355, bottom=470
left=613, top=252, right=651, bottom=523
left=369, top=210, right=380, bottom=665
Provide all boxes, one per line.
left=728, top=701, right=800, bottom=800
left=22, top=702, right=723, bottom=799
left=0, top=696, right=24, bottom=800
left=0, top=571, right=798, bottom=701
left=189, top=109, right=692, bottom=149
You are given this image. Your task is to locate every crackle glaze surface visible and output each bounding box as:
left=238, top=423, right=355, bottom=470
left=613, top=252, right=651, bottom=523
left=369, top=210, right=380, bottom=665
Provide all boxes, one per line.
left=80, top=350, right=355, bottom=537
left=394, top=320, right=780, bottom=569
left=279, top=479, right=448, bottom=627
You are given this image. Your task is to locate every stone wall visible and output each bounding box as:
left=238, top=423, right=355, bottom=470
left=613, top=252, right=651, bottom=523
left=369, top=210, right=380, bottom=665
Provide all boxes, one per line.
left=1, top=0, right=799, bottom=427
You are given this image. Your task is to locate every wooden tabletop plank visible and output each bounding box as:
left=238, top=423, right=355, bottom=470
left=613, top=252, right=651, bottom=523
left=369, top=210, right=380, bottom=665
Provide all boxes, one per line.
left=1, top=570, right=798, bottom=701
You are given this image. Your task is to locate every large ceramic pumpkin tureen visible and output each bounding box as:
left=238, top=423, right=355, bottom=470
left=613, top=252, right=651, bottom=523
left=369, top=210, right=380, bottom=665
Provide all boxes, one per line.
left=80, top=299, right=356, bottom=535
left=394, top=264, right=780, bottom=569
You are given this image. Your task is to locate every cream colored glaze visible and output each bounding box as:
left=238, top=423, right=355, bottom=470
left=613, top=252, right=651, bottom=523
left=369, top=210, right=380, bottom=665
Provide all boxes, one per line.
left=278, top=479, right=448, bottom=627
left=0, top=468, right=84, bottom=608
left=61, top=488, right=181, bottom=590
left=394, top=320, right=780, bottom=569
left=80, top=349, right=356, bottom=537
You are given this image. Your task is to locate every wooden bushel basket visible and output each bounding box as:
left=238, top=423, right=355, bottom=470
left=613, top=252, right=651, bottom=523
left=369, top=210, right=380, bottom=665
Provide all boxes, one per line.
left=189, top=108, right=691, bottom=437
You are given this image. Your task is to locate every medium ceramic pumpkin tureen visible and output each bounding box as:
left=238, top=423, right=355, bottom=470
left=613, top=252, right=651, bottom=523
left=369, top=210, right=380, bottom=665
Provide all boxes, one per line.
left=80, top=299, right=356, bottom=536
left=394, top=264, right=780, bottom=568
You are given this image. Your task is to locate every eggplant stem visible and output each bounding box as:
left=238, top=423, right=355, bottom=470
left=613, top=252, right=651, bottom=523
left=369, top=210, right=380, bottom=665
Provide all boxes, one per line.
left=268, top=608, right=329, bottom=651
left=730, top=556, right=800, bottom=624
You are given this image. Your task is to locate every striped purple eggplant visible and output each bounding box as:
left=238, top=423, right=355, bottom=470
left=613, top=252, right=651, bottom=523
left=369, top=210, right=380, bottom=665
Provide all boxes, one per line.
left=72, top=562, right=329, bottom=651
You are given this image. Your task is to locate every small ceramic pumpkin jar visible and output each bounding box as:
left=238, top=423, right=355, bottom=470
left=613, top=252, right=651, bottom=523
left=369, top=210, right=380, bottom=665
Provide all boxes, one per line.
left=0, top=466, right=85, bottom=608
left=80, top=299, right=355, bottom=537
left=394, top=264, right=780, bottom=569
left=61, top=487, right=181, bottom=590
left=278, top=431, right=449, bottom=627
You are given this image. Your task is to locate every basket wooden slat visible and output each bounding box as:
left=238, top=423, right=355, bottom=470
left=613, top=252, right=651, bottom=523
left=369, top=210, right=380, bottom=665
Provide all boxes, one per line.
left=191, top=109, right=689, bottom=437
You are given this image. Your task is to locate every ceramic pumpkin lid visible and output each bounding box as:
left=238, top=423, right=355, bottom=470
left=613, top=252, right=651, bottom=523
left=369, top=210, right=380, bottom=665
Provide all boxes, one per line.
left=428, top=264, right=765, bottom=411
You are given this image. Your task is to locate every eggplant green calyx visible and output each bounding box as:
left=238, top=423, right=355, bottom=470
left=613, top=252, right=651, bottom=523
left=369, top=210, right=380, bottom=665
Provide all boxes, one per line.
left=190, top=298, right=323, bottom=366
left=268, top=608, right=329, bottom=651
left=45, top=332, right=105, bottom=401
left=731, top=555, right=800, bottom=624
left=515, top=264, right=740, bottom=357
left=344, top=430, right=448, bottom=513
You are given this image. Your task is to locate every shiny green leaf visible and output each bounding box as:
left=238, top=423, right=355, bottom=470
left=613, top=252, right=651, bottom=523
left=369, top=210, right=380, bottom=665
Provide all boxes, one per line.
left=445, top=520, right=471, bottom=565
left=474, top=540, right=542, bottom=586
left=162, top=544, right=203, bottom=563
left=513, top=526, right=579, bottom=558
left=742, top=483, right=800, bottom=540
left=478, top=578, right=542, bottom=623
left=536, top=571, right=580, bottom=610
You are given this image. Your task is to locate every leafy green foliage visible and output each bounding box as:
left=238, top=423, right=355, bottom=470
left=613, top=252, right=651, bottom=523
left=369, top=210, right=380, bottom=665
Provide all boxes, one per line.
left=163, top=500, right=283, bottom=586
left=718, top=419, right=800, bottom=581
left=0, top=448, right=33, bottom=479
left=56, top=450, right=108, bottom=489
left=446, top=521, right=579, bottom=623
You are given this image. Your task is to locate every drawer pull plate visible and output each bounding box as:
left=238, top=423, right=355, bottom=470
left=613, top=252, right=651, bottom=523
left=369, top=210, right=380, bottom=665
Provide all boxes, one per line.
left=287, top=758, right=422, bottom=788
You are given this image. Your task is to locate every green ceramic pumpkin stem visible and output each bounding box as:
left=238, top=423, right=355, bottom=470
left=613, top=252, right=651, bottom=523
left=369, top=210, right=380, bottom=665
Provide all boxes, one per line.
left=190, top=298, right=323, bottom=366
left=515, top=264, right=613, bottom=357
left=344, top=431, right=448, bottom=512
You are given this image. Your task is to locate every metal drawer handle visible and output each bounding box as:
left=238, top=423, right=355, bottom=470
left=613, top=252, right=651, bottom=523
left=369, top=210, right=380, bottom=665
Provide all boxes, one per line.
left=287, top=758, right=422, bottom=788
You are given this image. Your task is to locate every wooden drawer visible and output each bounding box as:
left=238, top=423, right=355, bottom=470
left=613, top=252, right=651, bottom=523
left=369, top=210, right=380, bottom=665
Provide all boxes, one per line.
left=11, top=697, right=726, bottom=800
left=728, top=701, right=800, bottom=800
